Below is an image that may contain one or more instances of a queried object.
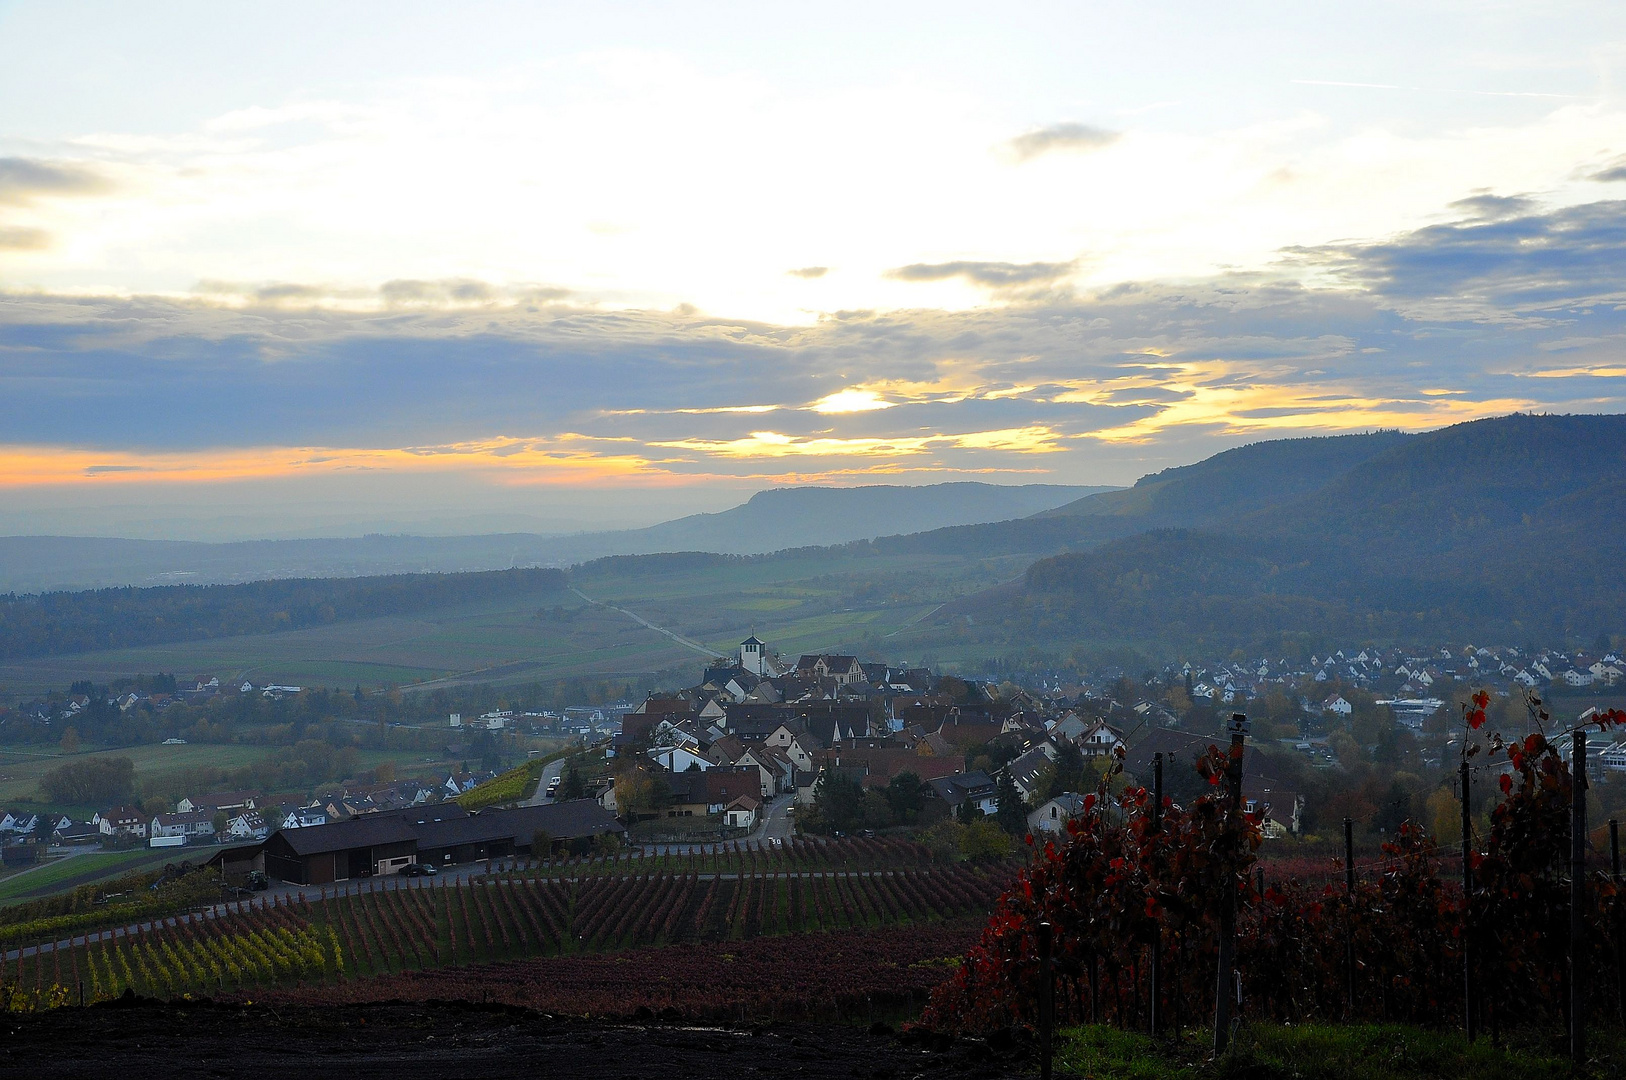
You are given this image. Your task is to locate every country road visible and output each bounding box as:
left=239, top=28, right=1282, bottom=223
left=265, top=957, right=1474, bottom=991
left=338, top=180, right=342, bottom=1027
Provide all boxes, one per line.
left=570, top=588, right=718, bottom=658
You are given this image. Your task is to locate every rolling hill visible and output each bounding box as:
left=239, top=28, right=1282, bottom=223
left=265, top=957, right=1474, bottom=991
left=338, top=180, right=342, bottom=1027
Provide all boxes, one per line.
left=0, top=482, right=1105, bottom=594
left=952, top=413, right=1626, bottom=651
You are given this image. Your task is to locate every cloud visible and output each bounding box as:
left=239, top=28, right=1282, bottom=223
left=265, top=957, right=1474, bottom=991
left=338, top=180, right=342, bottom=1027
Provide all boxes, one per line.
left=3, top=194, right=1626, bottom=513
left=1002, top=122, right=1120, bottom=163
left=253, top=282, right=329, bottom=303
left=885, top=259, right=1077, bottom=291
left=1447, top=193, right=1535, bottom=221
left=1294, top=198, right=1626, bottom=312
left=1590, top=156, right=1626, bottom=183
left=0, top=227, right=50, bottom=250
left=787, top=266, right=828, bottom=279
left=381, top=278, right=498, bottom=305
left=0, top=158, right=114, bottom=206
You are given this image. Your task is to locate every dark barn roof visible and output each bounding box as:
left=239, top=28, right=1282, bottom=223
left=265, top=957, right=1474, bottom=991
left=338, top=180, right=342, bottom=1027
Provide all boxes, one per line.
left=269, top=815, right=418, bottom=857
left=263, top=798, right=621, bottom=861
left=417, top=800, right=621, bottom=850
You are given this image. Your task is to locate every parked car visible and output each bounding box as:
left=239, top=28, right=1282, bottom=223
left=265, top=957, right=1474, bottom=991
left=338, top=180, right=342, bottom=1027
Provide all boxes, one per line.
left=398, top=862, right=438, bottom=877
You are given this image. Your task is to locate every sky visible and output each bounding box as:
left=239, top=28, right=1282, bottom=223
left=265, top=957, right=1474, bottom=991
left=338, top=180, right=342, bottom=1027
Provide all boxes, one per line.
left=3, top=1, right=1626, bottom=539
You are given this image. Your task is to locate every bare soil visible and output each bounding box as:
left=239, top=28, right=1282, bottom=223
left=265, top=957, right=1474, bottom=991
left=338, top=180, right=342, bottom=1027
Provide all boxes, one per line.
left=0, top=996, right=1035, bottom=1080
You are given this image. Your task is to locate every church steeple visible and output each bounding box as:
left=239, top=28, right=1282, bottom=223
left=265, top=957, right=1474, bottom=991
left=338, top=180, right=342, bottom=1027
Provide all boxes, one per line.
left=740, top=630, right=766, bottom=675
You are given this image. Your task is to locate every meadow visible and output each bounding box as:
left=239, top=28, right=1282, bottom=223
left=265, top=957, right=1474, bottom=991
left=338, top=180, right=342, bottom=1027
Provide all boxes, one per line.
left=0, top=549, right=1027, bottom=695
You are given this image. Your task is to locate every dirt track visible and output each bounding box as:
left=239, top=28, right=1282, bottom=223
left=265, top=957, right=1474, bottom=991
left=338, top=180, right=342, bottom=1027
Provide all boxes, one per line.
left=0, top=997, right=1035, bottom=1080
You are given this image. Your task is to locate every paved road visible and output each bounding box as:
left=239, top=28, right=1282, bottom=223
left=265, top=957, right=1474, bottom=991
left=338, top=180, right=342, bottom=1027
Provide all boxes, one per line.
left=525, top=756, right=569, bottom=806
left=636, top=793, right=798, bottom=855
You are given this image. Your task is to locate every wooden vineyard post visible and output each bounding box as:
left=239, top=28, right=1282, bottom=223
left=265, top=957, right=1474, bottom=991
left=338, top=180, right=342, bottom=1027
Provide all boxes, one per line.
left=1344, top=817, right=1356, bottom=1018
left=1149, top=752, right=1163, bottom=1039
left=1460, top=758, right=1475, bottom=1041
left=1613, top=819, right=1623, bottom=1025
left=1571, top=730, right=1587, bottom=1068
left=1213, top=713, right=1247, bottom=1055
left=1037, top=919, right=1054, bottom=1080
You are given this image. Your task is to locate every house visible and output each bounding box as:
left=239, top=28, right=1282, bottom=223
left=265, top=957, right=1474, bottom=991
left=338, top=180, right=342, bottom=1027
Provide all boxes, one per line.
left=178, top=791, right=257, bottom=816
left=442, top=773, right=479, bottom=798
left=1322, top=695, right=1353, bottom=717
left=1050, top=713, right=1088, bottom=743
left=1076, top=721, right=1125, bottom=758
left=736, top=745, right=794, bottom=797
left=1007, top=743, right=1060, bottom=801
left=1028, top=793, right=1088, bottom=835
left=723, top=795, right=761, bottom=829
left=648, top=744, right=715, bottom=773
left=227, top=811, right=270, bottom=840
left=95, top=806, right=147, bottom=838
left=279, top=806, right=329, bottom=829
left=52, top=820, right=101, bottom=846
left=927, top=771, right=998, bottom=817
left=150, top=810, right=218, bottom=841
left=665, top=767, right=760, bottom=818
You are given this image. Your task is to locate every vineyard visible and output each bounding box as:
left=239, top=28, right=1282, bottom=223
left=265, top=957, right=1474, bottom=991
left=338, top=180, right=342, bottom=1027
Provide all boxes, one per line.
left=925, top=712, right=1626, bottom=1061
left=501, top=834, right=954, bottom=879
left=0, top=838, right=1012, bottom=1005
left=263, top=923, right=980, bottom=1022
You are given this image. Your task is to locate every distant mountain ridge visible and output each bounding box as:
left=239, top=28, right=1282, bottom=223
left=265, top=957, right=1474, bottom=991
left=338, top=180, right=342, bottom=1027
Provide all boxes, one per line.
left=0, top=482, right=1107, bottom=593
left=953, top=413, right=1626, bottom=650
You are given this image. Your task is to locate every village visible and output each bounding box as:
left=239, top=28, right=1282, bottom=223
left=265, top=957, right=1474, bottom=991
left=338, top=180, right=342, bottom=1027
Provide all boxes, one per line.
left=0, top=631, right=1620, bottom=882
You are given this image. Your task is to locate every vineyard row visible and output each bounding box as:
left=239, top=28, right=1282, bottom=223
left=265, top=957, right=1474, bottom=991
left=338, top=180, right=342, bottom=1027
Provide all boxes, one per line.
left=0, top=864, right=1008, bottom=1003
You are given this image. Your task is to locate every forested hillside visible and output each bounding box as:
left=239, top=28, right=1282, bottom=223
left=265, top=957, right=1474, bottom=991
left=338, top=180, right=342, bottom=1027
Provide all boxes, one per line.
left=969, top=413, right=1626, bottom=650
left=0, top=568, right=567, bottom=660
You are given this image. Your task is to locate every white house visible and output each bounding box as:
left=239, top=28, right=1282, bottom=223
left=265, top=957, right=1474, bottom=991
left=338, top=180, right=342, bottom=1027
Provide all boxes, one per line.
left=95, top=806, right=147, bottom=838
left=648, top=745, right=713, bottom=773
left=1323, top=695, right=1353, bottom=717
left=150, top=810, right=217, bottom=841
left=1027, top=793, right=1087, bottom=835
left=1077, top=721, right=1124, bottom=757
left=227, top=811, right=270, bottom=840
left=279, top=807, right=328, bottom=829
left=723, top=795, right=760, bottom=829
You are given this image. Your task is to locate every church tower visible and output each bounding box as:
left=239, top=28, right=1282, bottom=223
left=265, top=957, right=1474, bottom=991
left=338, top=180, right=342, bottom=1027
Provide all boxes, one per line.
left=740, top=633, right=766, bottom=676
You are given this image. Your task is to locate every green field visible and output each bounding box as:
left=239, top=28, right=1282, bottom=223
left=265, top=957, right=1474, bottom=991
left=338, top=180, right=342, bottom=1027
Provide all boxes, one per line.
left=0, top=550, right=1030, bottom=694
left=1055, top=1022, right=1624, bottom=1080
left=0, top=849, right=177, bottom=905
left=0, top=741, right=468, bottom=818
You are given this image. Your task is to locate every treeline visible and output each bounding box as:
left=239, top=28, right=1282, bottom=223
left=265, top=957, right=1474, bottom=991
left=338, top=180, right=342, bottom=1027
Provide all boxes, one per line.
left=1003, top=520, right=1624, bottom=653
left=0, top=567, right=567, bottom=660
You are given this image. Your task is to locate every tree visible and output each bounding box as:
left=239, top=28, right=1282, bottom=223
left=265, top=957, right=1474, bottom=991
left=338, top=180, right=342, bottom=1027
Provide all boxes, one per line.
left=212, top=811, right=230, bottom=835
left=40, top=756, right=135, bottom=805
left=884, top=771, right=925, bottom=825
left=58, top=727, right=79, bottom=755
left=1372, top=779, right=1415, bottom=836
left=812, top=769, right=865, bottom=834
left=559, top=762, right=586, bottom=801
left=613, top=764, right=668, bottom=820
left=961, top=819, right=1016, bottom=860
left=994, top=770, right=1027, bottom=835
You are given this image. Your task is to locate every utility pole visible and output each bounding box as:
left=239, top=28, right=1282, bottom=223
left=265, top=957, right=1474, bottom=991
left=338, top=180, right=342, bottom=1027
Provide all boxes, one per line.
left=1571, top=729, right=1588, bottom=1067
left=1213, top=713, right=1247, bottom=1055
left=1344, top=817, right=1356, bottom=1018
left=1150, top=753, right=1163, bottom=1038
